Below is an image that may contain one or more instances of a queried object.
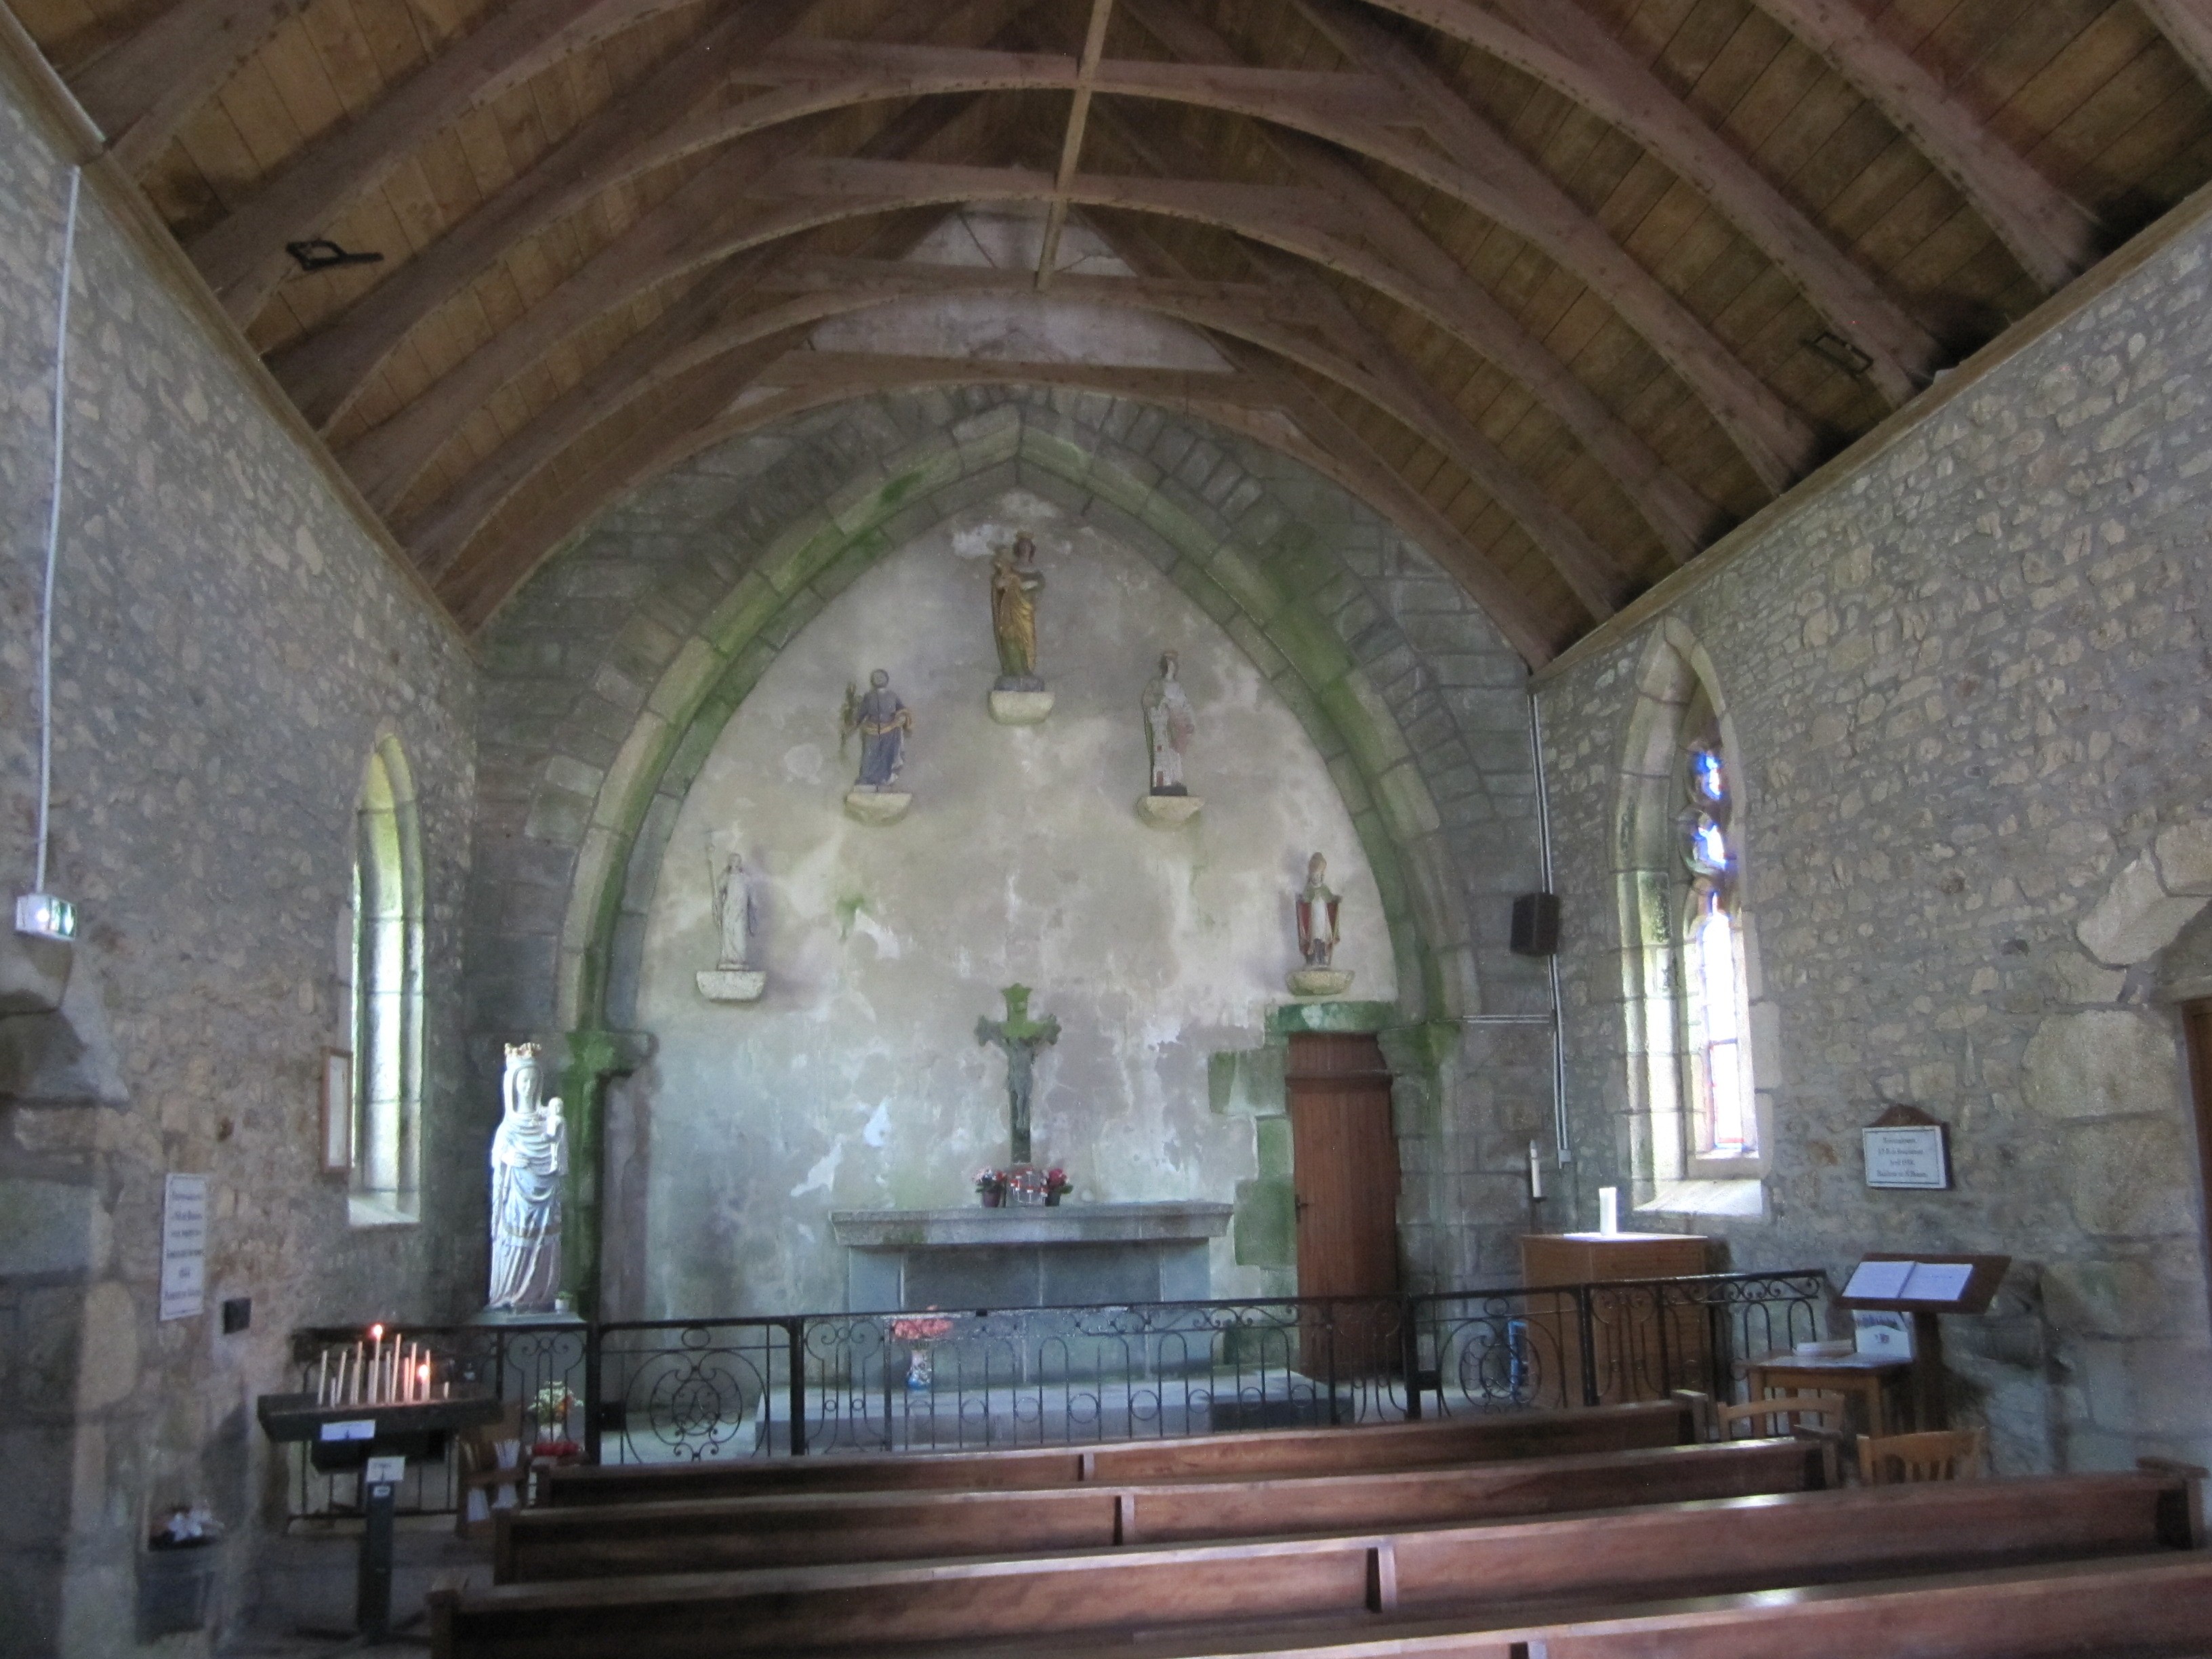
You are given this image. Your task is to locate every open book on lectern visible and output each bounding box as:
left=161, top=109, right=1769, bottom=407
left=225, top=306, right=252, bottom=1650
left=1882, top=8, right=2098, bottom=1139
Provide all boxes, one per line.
left=1841, top=1259, right=1976, bottom=1302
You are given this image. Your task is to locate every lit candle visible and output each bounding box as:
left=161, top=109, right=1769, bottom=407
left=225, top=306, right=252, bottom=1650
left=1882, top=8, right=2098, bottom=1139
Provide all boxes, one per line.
left=416, top=1361, right=430, bottom=1404
left=370, top=1326, right=385, bottom=1405
left=1528, top=1140, right=1544, bottom=1202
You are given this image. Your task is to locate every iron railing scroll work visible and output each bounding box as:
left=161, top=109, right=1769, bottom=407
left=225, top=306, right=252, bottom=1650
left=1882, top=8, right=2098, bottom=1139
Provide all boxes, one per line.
left=276, top=1269, right=1825, bottom=1523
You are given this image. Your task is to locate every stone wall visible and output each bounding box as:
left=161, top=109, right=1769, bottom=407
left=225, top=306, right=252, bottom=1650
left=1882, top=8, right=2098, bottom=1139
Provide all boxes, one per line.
left=1536, top=188, right=2212, bottom=1475
left=466, top=389, right=1551, bottom=1305
left=0, top=64, right=478, bottom=1659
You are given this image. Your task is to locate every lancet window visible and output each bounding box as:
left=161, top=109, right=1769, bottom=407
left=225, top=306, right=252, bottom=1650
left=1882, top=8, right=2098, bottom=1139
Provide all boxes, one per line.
left=1679, top=703, right=1755, bottom=1160
left=346, top=737, right=425, bottom=1223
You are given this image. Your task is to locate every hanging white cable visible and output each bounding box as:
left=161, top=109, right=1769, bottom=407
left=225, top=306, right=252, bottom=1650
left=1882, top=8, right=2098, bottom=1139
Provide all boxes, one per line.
left=33, top=167, right=81, bottom=901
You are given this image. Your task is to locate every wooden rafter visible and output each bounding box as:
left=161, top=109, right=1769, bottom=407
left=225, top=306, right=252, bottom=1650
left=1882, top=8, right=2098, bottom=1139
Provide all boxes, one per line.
left=269, top=24, right=1911, bottom=458
left=182, top=0, right=686, bottom=323
left=337, top=152, right=1723, bottom=560
left=2130, top=0, right=2212, bottom=100
left=267, top=0, right=838, bottom=430
left=68, top=0, right=304, bottom=175
left=437, top=342, right=1561, bottom=663
left=1736, top=0, right=2102, bottom=290
left=1348, top=0, right=1948, bottom=390
left=1037, top=0, right=1117, bottom=289
left=1118, top=0, right=1815, bottom=496
left=403, top=250, right=1632, bottom=617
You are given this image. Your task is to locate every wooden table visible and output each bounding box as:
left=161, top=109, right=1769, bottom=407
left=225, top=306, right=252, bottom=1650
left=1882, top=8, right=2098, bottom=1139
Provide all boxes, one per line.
left=1742, top=1350, right=1914, bottom=1437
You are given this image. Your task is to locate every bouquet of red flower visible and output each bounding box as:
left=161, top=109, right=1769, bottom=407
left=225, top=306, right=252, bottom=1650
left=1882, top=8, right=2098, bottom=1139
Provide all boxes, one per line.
left=888, top=1312, right=954, bottom=1343
left=975, top=1166, right=1008, bottom=1206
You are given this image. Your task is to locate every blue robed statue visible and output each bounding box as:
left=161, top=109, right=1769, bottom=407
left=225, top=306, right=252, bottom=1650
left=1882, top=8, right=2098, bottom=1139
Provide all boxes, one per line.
left=843, top=669, right=913, bottom=792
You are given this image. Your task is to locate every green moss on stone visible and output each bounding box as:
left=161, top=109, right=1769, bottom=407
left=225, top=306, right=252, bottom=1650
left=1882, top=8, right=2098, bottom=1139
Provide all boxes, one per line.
left=1233, top=1176, right=1296, bottom=1267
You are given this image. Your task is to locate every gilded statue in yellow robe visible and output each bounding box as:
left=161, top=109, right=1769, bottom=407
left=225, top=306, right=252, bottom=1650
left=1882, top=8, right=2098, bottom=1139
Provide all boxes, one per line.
left=989, top=533, right=1046, bottom=691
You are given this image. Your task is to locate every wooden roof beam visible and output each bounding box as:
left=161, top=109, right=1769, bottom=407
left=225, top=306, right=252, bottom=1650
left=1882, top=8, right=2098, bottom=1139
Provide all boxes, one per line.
left=407, top=251, right=1630, bottom=617
left=1082, top=207, right=1624, bottom=621
left=266, top=0, right=1042, bottom=428
left=437, top=341, right=1561, bottom=663
left=182, top=0, right=716, bottom=324
left=1297, top=0, right=1925, bottom=409
left=1118, top=0, right=1813, bottom=496
left=1036, top=0, right=1116, bottom=288
left=1734, top=0, right=2102, bottom=290
left=340, top=152, right=1722, bottom=557
left=2133, top=0, right=2212, bottom=99
left=67, top=0, right=304, bottom=175
left=1345, top=0, right=1948, bottom=389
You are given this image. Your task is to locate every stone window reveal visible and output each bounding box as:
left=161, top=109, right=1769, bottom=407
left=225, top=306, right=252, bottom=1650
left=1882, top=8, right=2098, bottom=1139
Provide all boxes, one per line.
left=346, top=737, right=425, bottom=1224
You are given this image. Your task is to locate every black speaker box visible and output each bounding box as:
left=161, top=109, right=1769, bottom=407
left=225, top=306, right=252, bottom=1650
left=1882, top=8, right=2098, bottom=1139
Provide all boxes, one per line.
left=1511, top=892, right=1561, bottom=957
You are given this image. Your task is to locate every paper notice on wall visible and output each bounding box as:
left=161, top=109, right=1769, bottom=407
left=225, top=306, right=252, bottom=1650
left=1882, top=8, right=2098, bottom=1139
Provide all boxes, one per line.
left=1841, top=1259, right=1913, bottom=1300
left=159, top=1173, right=209, bottom=1321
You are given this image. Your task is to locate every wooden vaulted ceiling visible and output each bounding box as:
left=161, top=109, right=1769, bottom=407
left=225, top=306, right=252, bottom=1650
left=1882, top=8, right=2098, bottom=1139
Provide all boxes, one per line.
left=19, top=0, right=2212, bottom=660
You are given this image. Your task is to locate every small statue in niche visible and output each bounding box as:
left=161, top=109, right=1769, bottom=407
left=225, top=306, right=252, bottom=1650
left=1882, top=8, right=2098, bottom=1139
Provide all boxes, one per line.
left=1136, top=650, right=1202, bottom=827
left=841, top=670, right=914, bottom=823
left=1288, top=852, right=1354, bottom=998
left=697, top=844, right=766, bottom=1002
left=987, top=533, right=1052, bottom=724
left=486, top=1042, right=567, bottom=1314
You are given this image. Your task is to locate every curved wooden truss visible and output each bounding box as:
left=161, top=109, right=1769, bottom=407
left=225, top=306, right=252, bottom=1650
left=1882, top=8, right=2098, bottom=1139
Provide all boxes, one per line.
left=33, top=0, right=2209, bottom=659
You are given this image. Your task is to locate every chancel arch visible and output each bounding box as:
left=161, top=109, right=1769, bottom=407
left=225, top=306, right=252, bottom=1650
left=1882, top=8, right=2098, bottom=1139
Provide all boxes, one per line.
left=1612, top=619, right=1771, bottom=1224
left=468, top=388, right=1554, bottom=1308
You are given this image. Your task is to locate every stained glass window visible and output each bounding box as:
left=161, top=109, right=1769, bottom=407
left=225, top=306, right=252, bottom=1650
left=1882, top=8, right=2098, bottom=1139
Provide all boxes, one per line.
left=1681, top=713, right=1755, bottom=1160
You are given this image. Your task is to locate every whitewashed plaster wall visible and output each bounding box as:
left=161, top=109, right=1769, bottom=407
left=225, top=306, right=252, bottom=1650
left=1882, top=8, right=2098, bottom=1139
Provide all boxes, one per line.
left=621, top=495, right=1392, bottom=1317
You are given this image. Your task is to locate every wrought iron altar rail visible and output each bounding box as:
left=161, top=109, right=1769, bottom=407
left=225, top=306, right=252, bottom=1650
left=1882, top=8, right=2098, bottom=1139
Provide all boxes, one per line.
left=276, top=1270, right=1824, bottom=1521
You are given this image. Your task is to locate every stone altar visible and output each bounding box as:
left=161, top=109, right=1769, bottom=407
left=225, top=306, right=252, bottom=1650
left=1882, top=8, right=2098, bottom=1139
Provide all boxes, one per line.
left=830, top=1202, right=1234, bottom=1311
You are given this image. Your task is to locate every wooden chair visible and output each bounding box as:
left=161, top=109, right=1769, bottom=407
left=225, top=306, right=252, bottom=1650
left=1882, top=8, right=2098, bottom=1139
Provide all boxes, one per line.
left=1714, top=1391, right=1847, bottom=1441
left=1858, top=1426, right=1987, bottom=1485
left=455, top=1400, right=527, bottom=1538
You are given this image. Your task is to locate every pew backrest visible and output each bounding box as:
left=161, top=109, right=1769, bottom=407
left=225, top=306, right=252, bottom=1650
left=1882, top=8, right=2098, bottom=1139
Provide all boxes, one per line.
left=437, top=1471, right=2206, bottom=1659
left=501, top=1436, right=1824, bottom=1580
left=544, top=1395, right=1703, bottom=1506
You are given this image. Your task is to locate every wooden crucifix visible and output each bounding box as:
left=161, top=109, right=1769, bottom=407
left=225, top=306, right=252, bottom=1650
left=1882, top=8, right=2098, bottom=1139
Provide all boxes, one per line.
left=976, top=984, right=1060, bottom=1165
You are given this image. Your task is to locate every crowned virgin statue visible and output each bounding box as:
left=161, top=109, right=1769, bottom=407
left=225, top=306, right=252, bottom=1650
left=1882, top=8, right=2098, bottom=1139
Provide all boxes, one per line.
left=486, top=1042, right=567, bottom=1312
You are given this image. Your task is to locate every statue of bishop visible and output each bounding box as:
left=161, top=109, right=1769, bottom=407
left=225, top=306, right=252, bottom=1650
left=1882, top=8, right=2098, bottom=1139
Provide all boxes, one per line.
left=486, top=1042, right=567, bottom=1313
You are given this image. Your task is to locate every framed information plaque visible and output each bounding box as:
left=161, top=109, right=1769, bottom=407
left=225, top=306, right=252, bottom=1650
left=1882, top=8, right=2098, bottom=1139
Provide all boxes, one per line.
left=1864, top=1123, right=1948, bottom=1189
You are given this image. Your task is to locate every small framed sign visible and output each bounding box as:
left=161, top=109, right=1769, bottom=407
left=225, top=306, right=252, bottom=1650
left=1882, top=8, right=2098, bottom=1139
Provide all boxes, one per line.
left=321, top=1050, right=353, bottom=1176
left=1864, top=1124, right=1948, bottom=1188
left=1862, top=1103, right=1949, bottom=1190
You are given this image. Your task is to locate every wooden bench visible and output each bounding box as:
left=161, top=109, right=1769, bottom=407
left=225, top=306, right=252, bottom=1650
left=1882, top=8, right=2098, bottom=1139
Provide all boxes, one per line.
left=432, top=1469, right=2203, bottom=1659
left=543, top=1396, right=1706, bottom=1506
left=498, top=1436, right=1826, bottom=1580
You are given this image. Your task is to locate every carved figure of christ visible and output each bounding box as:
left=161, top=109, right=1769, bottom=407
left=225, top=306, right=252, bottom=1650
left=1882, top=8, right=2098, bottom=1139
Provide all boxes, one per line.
left=975, top=984, right=1061, bottom=1166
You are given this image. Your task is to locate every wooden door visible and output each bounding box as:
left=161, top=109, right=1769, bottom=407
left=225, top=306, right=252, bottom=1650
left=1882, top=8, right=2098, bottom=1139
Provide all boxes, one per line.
left=2180, top=1000, right=2212, bottom=1328
left=1287, top=1033, right=1401, bottom=1376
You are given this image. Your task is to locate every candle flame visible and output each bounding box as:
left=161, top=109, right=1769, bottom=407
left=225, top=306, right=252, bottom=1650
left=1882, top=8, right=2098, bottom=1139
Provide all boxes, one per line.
left=369, top=1323, right=384, bottom=1340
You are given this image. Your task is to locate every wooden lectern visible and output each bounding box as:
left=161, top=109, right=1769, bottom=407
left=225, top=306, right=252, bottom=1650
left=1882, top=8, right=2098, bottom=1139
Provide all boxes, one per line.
left=1836, top=1251, right=2011, bottom=1431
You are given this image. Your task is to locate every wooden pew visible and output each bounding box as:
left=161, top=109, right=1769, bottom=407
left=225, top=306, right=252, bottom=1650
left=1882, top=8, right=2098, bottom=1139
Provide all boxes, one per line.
left=543, top=1395, right=1706, bottom=1506
left=431, top=1469, right=2205, bottom=1659
left=499, top=1436, right=1826, bottom=1580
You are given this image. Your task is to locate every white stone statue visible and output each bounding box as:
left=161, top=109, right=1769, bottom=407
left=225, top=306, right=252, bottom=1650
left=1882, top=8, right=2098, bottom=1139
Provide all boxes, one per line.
left=697, top=843, right=767, bottom=1002
left=713, top=850, right=752, bottom=968
left=486, top=1042, right=566, bottom=1313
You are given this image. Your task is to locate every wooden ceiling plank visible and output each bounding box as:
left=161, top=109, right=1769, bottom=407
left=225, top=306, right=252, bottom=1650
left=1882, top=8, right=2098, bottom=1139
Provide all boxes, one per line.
left=68, top=0, right=307, bottom=173
left=1358, top=0, right=1942, bottom=403
left=186, top=0, right=660, bottom=325
left=2134, top=0, right=2212, bottom=96
left=1292, top=0, right=1844, bottom=460
left=1105, top=3, right=1719, bottom=545
left=271, top=0, right=1035, bottom=429
left=1742, top=0, right=2102, bottom=286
